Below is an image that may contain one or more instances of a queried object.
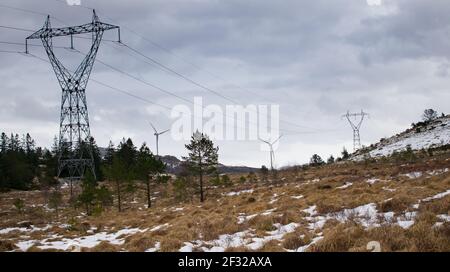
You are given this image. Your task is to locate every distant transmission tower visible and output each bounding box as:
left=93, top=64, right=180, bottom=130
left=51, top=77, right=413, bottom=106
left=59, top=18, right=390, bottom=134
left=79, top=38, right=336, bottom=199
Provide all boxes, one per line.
left=259, top=135, right=282, bottom=171
left=26, top=11, right=120, bottom=188
left=342, top=110, right=369, bottom=152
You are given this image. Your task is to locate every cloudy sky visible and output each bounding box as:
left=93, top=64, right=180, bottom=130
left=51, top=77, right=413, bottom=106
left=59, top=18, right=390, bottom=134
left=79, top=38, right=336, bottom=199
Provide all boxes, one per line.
left=0, top=0, right=449, bottom=168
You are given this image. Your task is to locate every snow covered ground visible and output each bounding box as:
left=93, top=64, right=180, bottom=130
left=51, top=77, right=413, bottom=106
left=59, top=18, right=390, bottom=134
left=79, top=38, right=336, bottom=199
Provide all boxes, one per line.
left=178, top=222, right=303, bottom=252
left=223, top=189, right=254, bottom=196
left=355, top=116, right=450, bottom=159
left=13, top=228, right=147, bottom=251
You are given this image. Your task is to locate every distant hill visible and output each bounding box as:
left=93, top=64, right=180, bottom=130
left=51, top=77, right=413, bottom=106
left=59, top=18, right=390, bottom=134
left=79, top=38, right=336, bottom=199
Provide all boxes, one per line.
left=353, top=115, right=450, bottom=160
left=97, top=149, right=258, bottom=175
left=158, top=155, right=258, bottom=175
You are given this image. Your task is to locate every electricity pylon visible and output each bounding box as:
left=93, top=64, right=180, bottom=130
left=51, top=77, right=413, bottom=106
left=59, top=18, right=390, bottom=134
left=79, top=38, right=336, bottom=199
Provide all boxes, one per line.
left=342, top=110, right=369, bottom=152
left=259, top=135, right=282, bottom=171
left=149, top=122, right=170, bottom=156
left=26, top=11, right=120, bottom=188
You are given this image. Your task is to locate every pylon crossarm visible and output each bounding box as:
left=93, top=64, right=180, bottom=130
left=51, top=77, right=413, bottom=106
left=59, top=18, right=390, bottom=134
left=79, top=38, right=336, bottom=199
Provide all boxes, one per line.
left=26, top=22, right=118, bottom=40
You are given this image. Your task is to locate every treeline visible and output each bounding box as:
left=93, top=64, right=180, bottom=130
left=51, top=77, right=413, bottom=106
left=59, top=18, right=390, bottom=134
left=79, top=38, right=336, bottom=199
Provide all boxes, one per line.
left=0, top=132, right=55, bottom=190
left=1, top=130, right=222, bottom=216
left=0, top=132, right=164, bottom=191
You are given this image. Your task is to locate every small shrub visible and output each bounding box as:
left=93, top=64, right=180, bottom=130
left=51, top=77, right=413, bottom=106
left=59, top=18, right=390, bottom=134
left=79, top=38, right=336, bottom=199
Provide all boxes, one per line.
left=13, top=198, right=25, bottom=214
left=239, top=176, right=247, bottom=184
left=282, top=232, right=312, bottom=250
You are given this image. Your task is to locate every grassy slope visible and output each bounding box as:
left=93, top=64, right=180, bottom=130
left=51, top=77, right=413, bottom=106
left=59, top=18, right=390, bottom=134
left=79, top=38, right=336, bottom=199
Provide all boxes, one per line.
left=0, top=150, right=449, bottom=252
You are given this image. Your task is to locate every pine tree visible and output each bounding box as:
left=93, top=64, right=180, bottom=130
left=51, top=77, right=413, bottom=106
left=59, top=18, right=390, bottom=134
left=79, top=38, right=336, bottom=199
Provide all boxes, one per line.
left=183, top=131, right=219, bottom=202
left=87, top=137, right=103, bottom=181
left=310, top=154, right=325, bottom=166
left=327, top=155, right=335, bottom=164
left=117, top=138, right=137, bottom=170
left=104, top=140, right=115, bottom=166
left=105, top=155, right=128, bottom=212
left=77, top=171, right=97, bottom=215
left=260, top=165, right=269, bottom=182
left=48, top=190, right=63, bottom=218
left=422, top=109, right=438, bottom=122
left=341, top=147, right=350, bottom=160
left=0, top=133, right=8, bottom=154
left=136, top=143, right=165, bottom=208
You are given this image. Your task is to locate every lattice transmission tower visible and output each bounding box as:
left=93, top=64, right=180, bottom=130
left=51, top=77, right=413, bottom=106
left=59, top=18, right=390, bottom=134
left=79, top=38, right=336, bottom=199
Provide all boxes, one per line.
left=342, top=110, right=369, bottom=152
left=26, top=10, right=120, bottom=185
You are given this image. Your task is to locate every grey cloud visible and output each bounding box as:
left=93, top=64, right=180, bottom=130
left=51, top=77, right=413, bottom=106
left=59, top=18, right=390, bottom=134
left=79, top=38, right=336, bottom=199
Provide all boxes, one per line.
left=0, top=0, right=449, bottom=167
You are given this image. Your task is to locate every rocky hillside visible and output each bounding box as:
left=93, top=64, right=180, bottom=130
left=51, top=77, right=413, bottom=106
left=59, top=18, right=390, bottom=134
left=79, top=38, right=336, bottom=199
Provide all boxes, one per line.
left=354, top=115, right=450, bottom=160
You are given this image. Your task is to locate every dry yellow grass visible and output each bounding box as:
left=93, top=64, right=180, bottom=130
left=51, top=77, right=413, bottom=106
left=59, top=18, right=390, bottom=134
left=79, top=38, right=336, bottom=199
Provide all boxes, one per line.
left=1, top=150, right=450, bottom=252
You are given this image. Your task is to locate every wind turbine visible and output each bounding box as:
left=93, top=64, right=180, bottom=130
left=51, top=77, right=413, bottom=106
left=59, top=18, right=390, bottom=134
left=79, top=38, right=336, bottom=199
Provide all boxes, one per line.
left=259, top=135, right=283, bottom=171
left=149, top=122, right=170, bottom=156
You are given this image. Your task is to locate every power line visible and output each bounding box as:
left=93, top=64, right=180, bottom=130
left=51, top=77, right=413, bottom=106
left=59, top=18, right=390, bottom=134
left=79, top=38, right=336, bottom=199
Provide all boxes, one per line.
left=0, top=3, right=68, bottom=26
left=0, top=40, right=72, bottom=50
left=0, top=0, right=341, bottom=136
left=23, top=52, right=250, bottom=135
left=118, top=43, right=344, bottom=133
left=0, top=49, right=21, bottom=53
left=1, top=3, right=342, bottom=135
left=44, top=0, right=340, bottom=133
left=123, top=43, right=241, bottom=105
left=87, top=52, right=308, bottom=135
left=0, top=25, right=33, bottom=32
left=1, top=34, right=336, bottom=136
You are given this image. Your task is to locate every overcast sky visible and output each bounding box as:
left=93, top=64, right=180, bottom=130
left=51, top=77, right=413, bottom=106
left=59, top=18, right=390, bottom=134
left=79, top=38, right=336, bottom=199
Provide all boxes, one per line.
left=1, top=0, right=449, bottom=168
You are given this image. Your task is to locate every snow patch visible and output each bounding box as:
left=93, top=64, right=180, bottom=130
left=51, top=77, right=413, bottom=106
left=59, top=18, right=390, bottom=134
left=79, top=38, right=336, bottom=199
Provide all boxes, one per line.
left=150, top=223, right=170, bottom=232
left=0, top=224, right=52, bottom=235
left=15, top=228, right=146, bottom=251
left=402, top=172, right=423, bottom=179
left=422, top=189, right=450, bottom=202
left=145, top=242, right=161, bottom=252
left=336, top=182, right=353, bottom=189
left=224, top=189, right=254, bottom=196
left=366, top=178, right=380, bottom=185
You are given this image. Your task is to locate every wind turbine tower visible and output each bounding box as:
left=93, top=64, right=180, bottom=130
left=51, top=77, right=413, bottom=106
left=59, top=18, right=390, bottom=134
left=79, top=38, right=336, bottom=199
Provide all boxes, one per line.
left=259, top=135, right=283, bottom=171
left=149, top=122, right=170, bottom=156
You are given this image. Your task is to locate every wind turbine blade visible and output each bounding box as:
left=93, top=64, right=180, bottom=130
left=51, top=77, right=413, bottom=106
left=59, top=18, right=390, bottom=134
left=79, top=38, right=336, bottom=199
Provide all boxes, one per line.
left=148, top=121, right=157, bottom=133
left=258, top=137, right=271, bottom=145
left=160, top=129, right=170, bottom=135
left=271, top=135, right=283, bottom=145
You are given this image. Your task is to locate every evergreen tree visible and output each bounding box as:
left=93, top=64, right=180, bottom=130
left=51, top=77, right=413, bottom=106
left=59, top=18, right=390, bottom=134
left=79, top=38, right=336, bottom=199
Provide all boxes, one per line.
left=260, top=165, right=269, bottom=182
left=327, top=155, right=335, bottom=164
left=117, top=138, right=137, bottom=170
left=104, top=140, right=115, bottom=166
left=0, top=133, right=8, bottom=154
left=341, top=147, right=350, bottom=160
left=183, top=131, right=219, bottom=203
left=422, top=109, right=438, bottom=122
left=87, top=137, right=104, bottom=181
left=135, top=143, right=166, bottom=208
left=77, top=171, right=97, bottom=215
left=310, top=154, right=325, bottom=166
left=48, top=190, right=63, bottom=218
left=105, top=155, right=129, bottom=212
